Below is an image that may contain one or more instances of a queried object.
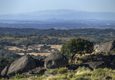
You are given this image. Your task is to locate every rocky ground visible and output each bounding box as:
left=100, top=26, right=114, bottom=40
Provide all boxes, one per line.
left=0, top=40, right=115, bottom=80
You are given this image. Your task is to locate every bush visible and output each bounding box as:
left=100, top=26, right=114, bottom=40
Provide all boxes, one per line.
left=61, top=38, right=94, bottom=57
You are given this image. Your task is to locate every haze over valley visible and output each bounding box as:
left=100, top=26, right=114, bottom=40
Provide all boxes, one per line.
left=0, top=10, right=115, bottom=29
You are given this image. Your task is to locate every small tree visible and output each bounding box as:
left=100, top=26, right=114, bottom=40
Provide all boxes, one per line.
left=61, top=38, right=94, bottom=57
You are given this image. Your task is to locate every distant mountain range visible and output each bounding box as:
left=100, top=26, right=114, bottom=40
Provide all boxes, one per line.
left=0, top=10, right=115, bottom=21
left=0, top=10, right=115, bottom=29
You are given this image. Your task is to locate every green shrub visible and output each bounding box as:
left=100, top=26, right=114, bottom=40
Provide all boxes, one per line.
left=61, top=38, right=94, bottom=57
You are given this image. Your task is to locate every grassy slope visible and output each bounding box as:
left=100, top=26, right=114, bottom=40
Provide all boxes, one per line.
left=1, top=67, right=114, bottom=80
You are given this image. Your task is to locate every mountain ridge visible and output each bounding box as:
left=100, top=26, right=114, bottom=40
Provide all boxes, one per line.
left=0, top=9, right=115, bottom=21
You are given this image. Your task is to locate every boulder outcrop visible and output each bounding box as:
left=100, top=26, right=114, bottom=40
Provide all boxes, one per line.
left=1, top=55, right=37, bottom=77
left=94, top=40, right=115, bottom=53
left=44, top=52, right=68, bottom=69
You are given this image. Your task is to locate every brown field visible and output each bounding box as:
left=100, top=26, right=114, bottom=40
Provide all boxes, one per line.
left=16, top=52, right=51, bottom=56
left=6, top=44, right=62, bottom=57
left=50, top=45, right=62, bottom=51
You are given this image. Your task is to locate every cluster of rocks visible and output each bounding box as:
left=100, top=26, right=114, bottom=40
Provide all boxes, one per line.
left=83, top=54, right=115, bottom=69
left=69, top=40, right=115, bottom=70
left=44, top=52, right=68, bottom=69
left=67, top=54, right=115, bottom=70
left=0, top=52, right=68, bottom=77
left=0, top=40, right=115, bottom=78
left=1, top=53, right=115, bottom=78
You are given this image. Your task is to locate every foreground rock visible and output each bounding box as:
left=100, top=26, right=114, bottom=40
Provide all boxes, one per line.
left=73, top=54, right=115, bottom=69
left=94, top=40, right=115, bottom=53
left=1, top=55, right=37, bottom=77
left=44, top=52, right=68, bottom=69
left=0, top=50, right=21, bottom=73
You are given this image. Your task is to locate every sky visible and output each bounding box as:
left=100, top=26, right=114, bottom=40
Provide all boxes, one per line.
left=0, top=0, right=115, bottom=15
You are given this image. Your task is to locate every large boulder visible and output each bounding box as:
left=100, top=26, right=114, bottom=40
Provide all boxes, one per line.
left=44, top=52, right=68, bottom=69
left=73, top=54, right=115, bottom=69
left=0, top=50, right=21, bottom=73
left=1, top=55, right=37, bottom=77
left=94, top=40, right=115, bottom=53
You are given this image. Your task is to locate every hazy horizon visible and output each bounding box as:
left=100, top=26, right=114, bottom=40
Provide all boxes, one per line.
left=0, top=0, right=115, bottom=29
left=0, top=0, right=115, bottom=15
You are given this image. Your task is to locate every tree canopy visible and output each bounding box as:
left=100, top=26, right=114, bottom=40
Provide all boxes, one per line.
left=61, top=38, right=94, bottom=57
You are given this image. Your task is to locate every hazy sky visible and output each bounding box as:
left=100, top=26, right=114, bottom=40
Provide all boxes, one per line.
left=0, top=0, right=115, bottom=15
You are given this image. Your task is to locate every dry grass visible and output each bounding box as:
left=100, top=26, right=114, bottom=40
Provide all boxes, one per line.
left=50, top=45, right=62, bottom=51
left=7, top=46, right=24, bottom=51
left=3, top=68, right=114, bottom=80
left=27, top=52, right=51, bottom=56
